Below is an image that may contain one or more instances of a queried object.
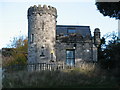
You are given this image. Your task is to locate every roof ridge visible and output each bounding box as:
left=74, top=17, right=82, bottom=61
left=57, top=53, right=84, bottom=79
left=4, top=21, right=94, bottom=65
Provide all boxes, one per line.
left=56, top=25, right=90, bottom=27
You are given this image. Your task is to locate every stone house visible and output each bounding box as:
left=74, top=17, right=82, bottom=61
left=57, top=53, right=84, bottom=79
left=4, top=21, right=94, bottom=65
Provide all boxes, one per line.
left=27, top=5, right=101, bottom=67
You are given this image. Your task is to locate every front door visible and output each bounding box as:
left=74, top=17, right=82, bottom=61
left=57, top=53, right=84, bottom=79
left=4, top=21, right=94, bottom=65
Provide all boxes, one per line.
left=66, top=49, right=75, bottom=66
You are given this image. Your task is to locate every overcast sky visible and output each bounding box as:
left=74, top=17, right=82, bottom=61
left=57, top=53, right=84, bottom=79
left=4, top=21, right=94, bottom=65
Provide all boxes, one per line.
left=0, top=0, right=118, bottom=49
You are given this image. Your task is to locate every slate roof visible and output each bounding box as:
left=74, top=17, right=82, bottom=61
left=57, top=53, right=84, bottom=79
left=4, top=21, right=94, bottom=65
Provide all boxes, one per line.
left=56, top=25, right=91, bottom=37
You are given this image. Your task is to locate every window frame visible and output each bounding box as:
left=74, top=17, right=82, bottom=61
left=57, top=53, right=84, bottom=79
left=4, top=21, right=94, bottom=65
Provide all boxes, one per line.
left=66, top=49, right=75, bottom=66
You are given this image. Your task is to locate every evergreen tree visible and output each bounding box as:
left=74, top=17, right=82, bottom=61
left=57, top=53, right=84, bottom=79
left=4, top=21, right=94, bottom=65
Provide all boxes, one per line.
left=95, top=2, right=120, bottom=19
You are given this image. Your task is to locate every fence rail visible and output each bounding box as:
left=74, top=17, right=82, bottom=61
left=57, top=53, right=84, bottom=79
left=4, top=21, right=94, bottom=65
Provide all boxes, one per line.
left=3, top=61, right=97, bottom=72
left=27, top=62, right=65, bottom=71
left=3, top=62, right=75, bottom=72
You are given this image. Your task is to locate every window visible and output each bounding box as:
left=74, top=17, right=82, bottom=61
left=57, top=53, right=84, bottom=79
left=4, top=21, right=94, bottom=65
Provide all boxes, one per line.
left=74, top=44, right=76, bottom=47
left=31, top=34, right=34, bottom=43
left=42, top=22, right=44, bottom=31
left=40, top=46, right=45, bottom=57
left=68, top=29, right=76, bottom=34
left=66, top=49, right=75, bottom=66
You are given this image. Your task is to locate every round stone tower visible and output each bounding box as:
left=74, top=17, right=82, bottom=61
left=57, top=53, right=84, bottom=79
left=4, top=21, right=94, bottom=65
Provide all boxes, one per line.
left=27, top=5, right=57, bottom=64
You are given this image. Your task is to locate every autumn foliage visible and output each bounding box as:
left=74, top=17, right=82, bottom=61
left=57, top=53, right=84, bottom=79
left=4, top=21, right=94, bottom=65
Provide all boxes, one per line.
left=2, top=36, right=28, bottom=67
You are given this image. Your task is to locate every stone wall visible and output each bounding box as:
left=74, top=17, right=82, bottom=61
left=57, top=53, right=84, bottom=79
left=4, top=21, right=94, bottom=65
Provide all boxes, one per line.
left=28, top=5, right=57, bottom=64
left=56, top=38, right=95, bottom=66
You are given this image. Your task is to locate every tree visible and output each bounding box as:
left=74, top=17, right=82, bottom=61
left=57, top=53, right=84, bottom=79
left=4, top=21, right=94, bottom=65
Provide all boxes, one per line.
left=11, top=37, right=28, bottom=65
left=98, top=37, right=107, bottom=69
left=98, top=32, right=120, bottom=75
left=3, top=35, right=28, bottom=67
left=95, top=2, right=120, bottom=19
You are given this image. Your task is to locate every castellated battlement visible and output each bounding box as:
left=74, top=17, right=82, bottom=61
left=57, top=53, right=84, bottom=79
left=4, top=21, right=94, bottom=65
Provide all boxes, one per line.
left=27, top=4, right=57, bottom=17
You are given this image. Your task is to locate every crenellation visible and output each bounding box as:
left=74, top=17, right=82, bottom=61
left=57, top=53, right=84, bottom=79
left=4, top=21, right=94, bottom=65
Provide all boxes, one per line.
left=38, top=4, right=41, bottom=8
left=33, top=5, right=37, bottom=9
left=43, top=4, right=47, bottom=9
left=27, top=4, right=57, bottom=17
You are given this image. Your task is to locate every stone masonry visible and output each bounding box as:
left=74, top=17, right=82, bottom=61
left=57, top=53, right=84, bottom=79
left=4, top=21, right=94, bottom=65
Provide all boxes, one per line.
left=28, top=5, right=57, bottom=64
left=27, top=4, right=101, bottom=67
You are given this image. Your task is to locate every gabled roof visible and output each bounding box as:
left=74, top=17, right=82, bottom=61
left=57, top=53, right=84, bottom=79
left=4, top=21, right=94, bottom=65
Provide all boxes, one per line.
left=56, top=25, right=91, bottom=37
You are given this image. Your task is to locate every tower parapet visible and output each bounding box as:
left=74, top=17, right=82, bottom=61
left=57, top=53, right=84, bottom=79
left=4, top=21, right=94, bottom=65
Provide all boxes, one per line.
left=27, top=5, right=57, bottom=17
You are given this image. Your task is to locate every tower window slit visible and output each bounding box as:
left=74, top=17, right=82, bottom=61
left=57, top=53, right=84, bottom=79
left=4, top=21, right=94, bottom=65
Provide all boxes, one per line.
left=40, top=46, right=45, bottom=57
left=42, top=22, right=44, bottom=31
left=31, top=34, right=34, bottom=43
